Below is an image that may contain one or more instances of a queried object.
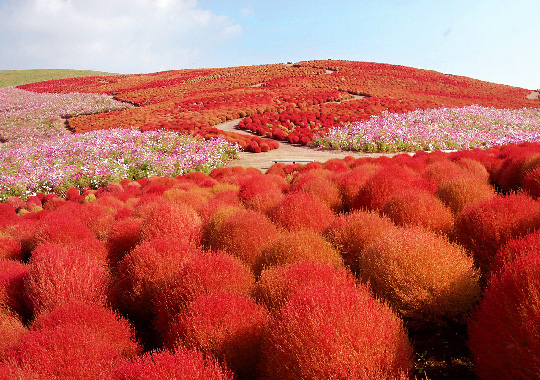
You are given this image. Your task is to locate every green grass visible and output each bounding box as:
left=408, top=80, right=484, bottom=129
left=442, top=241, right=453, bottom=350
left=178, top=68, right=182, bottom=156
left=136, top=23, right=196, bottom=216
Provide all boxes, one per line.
left=0, top=69, right=117, bottom=87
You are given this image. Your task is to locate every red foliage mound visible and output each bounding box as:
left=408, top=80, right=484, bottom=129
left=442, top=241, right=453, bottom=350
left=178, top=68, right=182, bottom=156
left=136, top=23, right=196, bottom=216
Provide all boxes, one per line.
left=0, top=309, right=26, bottom=359
left=25, top=243, right=109, bottom=316
left=30, top=211, right=95, bottom=250
left=523, top=165, right=540, bottom=198
left=254, top=229, right=343, bottom=275
left=109, top=348, right=233, bottom=380
left=135, top=198, right=202, bottom=245
left=255, top=261, right=357, bottom=313
left=116, top=238, right=200, bottom=322
left=290, top=170, right=343, bottom=212
left=258, top=286, right=413, bottom=380
left=0, top=260, right=29, bottom=320
left=334, top=163, right=381, bottom=211
left=153, top=251, right=255, bottom=339
left=454, top=193, right=540, bottom=276
left=435, top=175, right=495, bottom=214
left=491, top=229, right=540, bottom=277
left=353, top=165, right=432, bottom=212
left=237, top=174, right=287, bottom=214
left=325, top=210, right=396, bottom=274
left=381, top=189, right=454, bottom=234
left=5, top=304, right=140, bottom=379
left=361, top=226, right=481, bottom=328
left=106, top=218, right=143, bottom=265
left=468, top=253, right=540, bottom=379
left=270, top=192, right=335, bottom=233
left=0, top=238, right=22, bottom=261
left=206, top=209, right=279, bottom=266
left=165, top=293, right=269, bottom=380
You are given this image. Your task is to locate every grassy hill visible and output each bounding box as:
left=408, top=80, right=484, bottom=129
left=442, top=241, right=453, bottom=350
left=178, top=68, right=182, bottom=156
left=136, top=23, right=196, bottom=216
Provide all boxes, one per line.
left=0, top=69, right=116, bottom=87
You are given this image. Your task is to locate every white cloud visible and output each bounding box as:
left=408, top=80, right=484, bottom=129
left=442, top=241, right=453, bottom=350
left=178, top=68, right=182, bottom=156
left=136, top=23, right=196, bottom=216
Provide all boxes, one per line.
left=0, top=0, right=242, bottom=73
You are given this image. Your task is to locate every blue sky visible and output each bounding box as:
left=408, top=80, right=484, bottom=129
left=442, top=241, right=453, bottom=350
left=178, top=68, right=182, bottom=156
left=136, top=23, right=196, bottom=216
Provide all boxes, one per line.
left=0, top=0, right=539, bottom=89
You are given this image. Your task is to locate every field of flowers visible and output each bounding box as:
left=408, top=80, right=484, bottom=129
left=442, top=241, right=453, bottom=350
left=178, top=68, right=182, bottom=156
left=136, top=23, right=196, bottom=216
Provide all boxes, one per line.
left=312, top=105, right=540, bottom=152
left=17, top=60, right=540, bottom=151
left=2, top=142, right=540, bottom=379
left=0, top=87, right=240, bottom=201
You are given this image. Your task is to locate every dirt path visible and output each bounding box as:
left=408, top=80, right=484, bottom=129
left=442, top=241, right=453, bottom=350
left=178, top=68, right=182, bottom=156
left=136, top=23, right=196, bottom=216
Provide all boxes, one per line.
left=216, top=118, right=399, bottom=171
left=527, top=91, right=540, bottom=100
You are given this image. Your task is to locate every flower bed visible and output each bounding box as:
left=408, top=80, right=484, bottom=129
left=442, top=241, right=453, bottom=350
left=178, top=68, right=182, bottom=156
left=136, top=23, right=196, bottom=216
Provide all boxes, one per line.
left=312, top=105, right=540, bottom=152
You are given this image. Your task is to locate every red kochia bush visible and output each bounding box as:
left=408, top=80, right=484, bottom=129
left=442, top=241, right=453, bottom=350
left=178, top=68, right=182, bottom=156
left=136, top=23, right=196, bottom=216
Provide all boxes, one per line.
left=207, top=209, right=279, bottom=266
left=334, top=163, right=380, bottom=211
left=290, top=170, right=343, bottom=212
left=6, top=304, right=140, bottom=380
left=353, top=165, right=432, bottom=212
left=491, top=229, right=540, bottom=277
left=523, top=165, right=540, bottom=198
left=0, top=260, right=30, bottom=320
left=165, top=293, right=269, bottom=380
left=270, top=192, right=335, bottom=233
left=136, top=199, right=202, bottom=245
left=255, top=261, right=358, bottom=313
left=435, top=175, right=495, bottom=214
left=108, top=348, right=233, bottom=380
left=468, top=253, right=540, bottom=379
left=0, top=309, right=26, bottom=359
left=0, top=237, right=22, bottom=261
left=106, top=218, right=143, bottom=265
left=116, top=238, right=200, bottom=322
left=254, top=229, right=343, bottom=275
left=238, top=174, right=287, bottom=214
left=361, top=226, right=481, bottom=328
left=259, top=286, right=413, bottom=380
left=381, top=189, right=454, bottom=234
left=29, top=211, right=95, bottom=250
left=25, top=243, right=109, bottom=317
left=325, top=210, right=396, bottom=274
left=454, top=193, right=540, bottom=277
left=153, top=251, right=255, bottom=339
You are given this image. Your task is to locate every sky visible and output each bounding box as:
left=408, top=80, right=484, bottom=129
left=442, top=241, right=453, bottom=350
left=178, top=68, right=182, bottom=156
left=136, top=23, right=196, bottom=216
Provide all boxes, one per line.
left=0, top=0, right=539, bottom=90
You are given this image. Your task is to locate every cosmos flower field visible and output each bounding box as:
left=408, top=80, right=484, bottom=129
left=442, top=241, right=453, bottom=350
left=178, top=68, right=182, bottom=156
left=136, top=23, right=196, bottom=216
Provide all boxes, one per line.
left=1, top=60, right=540, bottom=380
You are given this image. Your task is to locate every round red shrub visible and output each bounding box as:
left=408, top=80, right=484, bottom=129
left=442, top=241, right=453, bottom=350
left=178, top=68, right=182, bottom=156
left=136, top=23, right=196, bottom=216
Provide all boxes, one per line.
left=523, top=165, right=540, bottom=199
left=381, top=189, right=454, bottom=234
left=0, top=309, right=26, bottom=359
left=334, top=163, right=381, bottom=211
left=106, top=218, right=143, bottom=265
left=25, top=243, right=109, bottom=316
left=238, top=174, right=286, bottom=214
left=0, top=260, right=29, bottom=320
left=115, top=238, right=200, bottom=322
left=270, top=192, right=335, bottom=233
left=207, top=209, right=279, bottom=266
left=153, top=251, right=255, bottom=338
left=290, top=169, right=343, bottom=212
left=325, top=210, right=397, bottom=274
left=361, top=226, right=481, bottom=328
left=8, top=304, right=140, bottom=380
left=30, top=211, right=95, bottom=251
left=353, top=165, right=432, bottom=212
left=468, top=252, right=540, bottom=379
left=454, top=193, right=540, bottom=277
left=165, top=293, right=269, bottom=380
left=255, top=261, right=357, bottom=313
left=0, top=237, right=22, bottom=261
left=258, top=286, right=413, bottom=380
left=435, top=175, right=495, bottom=214
left=254, top=229, right=343, bottom=275
left=108, top=348, right=233, bottom=380
left=491, top=229, right=540, bottom=277
left=136, top=198, right=202, bottom=245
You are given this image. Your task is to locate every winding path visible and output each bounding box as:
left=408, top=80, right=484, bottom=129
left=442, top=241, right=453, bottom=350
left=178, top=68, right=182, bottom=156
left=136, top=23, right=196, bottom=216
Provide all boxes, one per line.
left=214, top=118, right=399, bottom=171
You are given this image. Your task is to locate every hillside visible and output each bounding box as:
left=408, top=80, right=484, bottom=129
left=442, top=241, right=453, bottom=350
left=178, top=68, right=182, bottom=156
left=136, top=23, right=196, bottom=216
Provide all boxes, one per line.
left=17, top=60, right=540, bottom=153
left=0, top=69, right=116, bottom=88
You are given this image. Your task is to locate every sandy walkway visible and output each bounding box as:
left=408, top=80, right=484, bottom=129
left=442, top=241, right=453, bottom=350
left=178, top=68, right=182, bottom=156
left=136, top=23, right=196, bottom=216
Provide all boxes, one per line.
left=527, top=91, right=540, bottom=100
left=216, top=118, right=398, bottom=171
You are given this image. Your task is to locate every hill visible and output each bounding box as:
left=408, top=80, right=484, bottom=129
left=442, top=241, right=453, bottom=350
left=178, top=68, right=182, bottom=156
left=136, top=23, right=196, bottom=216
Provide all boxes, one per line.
left=16, top=60, right=540, bottom=152
left=0, top=69, right=116, bottom=87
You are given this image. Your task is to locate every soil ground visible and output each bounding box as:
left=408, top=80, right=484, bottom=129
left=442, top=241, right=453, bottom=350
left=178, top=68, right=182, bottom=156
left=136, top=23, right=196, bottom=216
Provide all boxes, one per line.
left=215, top=118, right=402, bottom=171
